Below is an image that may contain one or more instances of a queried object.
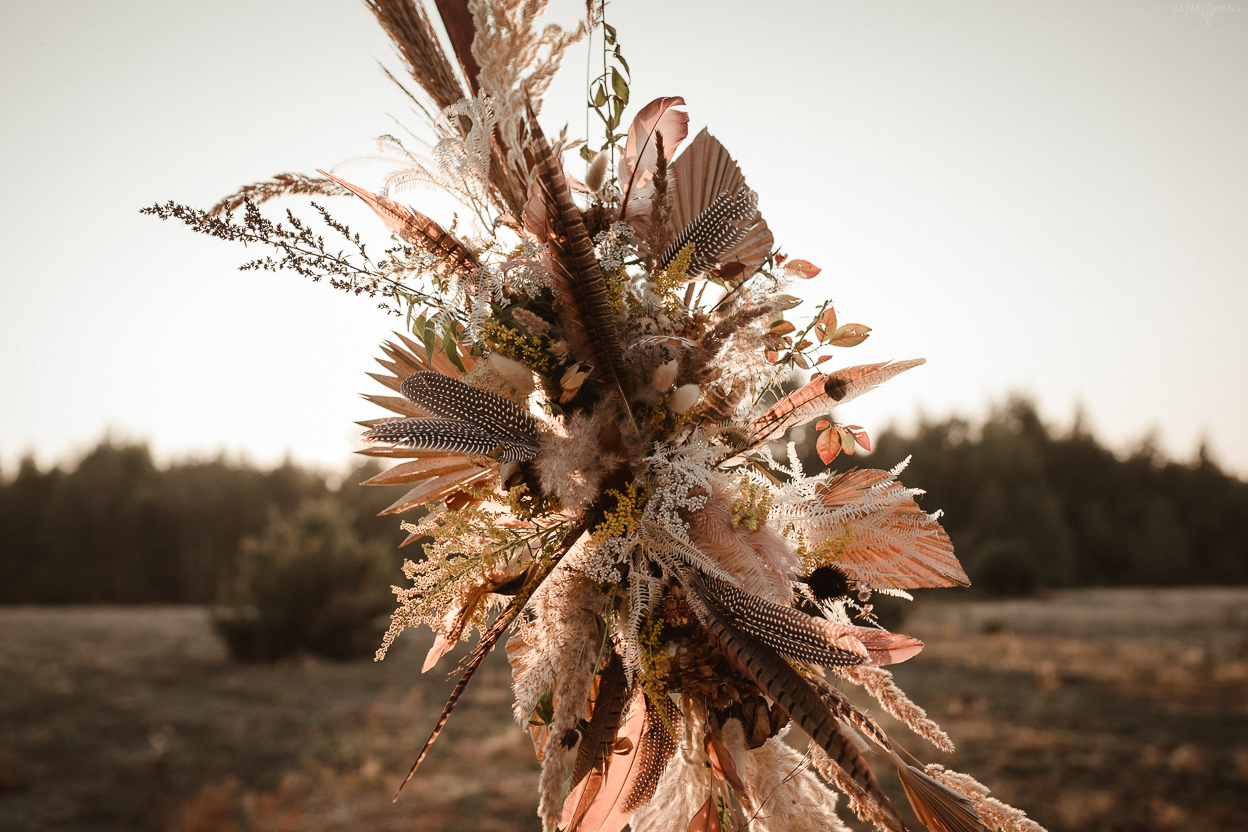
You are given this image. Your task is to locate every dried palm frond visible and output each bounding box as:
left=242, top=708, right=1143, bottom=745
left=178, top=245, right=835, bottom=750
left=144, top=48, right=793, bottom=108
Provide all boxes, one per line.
left=667, top=129, right=774, bottom=276
left=527, top=117, right=638, bottom=428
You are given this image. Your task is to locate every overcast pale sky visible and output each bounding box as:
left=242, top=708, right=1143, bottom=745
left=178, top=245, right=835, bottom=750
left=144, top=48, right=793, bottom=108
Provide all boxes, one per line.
left=2, top=0, right=1246, bottom=478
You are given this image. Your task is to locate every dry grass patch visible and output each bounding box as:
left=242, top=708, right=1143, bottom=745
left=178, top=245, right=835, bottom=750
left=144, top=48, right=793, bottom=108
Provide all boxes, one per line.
left=1, top=589, right=1246, bottom=831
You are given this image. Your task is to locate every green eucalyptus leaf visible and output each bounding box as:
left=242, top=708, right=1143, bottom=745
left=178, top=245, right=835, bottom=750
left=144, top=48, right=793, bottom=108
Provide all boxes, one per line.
left=611, top=69, right=629, bottom=104
left=444, top=333, right=466, bottom=373
left=422, top=322, right=437, bottom=364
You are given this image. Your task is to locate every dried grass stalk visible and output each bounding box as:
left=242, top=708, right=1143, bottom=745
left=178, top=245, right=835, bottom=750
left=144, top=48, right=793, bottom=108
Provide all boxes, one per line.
left=208, top=173, right=352, bottom=218
left=839, top=665, right=955, bottom=753
left=924, top=765, right=1048, bottom=832
left=367, top=0, right=466, bottom=111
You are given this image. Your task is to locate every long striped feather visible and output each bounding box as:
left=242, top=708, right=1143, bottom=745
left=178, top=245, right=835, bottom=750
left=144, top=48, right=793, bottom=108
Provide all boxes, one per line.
left=569, top=654, right=629, bottom=789
left=527, top=115, right=638, bottom=426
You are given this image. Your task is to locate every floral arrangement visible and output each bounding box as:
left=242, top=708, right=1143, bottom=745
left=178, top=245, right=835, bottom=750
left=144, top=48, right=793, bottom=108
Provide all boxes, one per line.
left=147, top=2, right=1046, bottom=830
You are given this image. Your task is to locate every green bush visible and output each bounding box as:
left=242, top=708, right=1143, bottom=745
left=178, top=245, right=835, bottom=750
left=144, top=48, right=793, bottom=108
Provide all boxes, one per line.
left=969, top=538, right=1040, bottom=597
left=214, top=500, right=396, bottom=662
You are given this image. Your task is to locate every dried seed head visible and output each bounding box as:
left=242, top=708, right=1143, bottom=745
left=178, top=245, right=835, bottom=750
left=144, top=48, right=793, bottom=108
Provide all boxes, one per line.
left=584, top=150, right=609, bottom=193
left=668, top=384, right=701, bottom=414
left=651, top=359, right=679, bottom=392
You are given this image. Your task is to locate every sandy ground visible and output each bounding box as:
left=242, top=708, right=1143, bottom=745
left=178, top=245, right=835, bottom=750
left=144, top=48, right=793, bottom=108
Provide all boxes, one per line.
left=0, top=588, right=1245, bottom=831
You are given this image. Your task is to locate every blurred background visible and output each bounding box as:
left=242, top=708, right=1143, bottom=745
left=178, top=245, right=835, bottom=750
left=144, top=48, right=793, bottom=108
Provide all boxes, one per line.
left=1, top=1, right=1245, bottom=830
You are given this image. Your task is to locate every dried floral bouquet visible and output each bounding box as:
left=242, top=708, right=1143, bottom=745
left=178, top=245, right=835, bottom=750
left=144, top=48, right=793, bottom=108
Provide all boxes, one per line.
left=147, top=2, right=1046, bottom=830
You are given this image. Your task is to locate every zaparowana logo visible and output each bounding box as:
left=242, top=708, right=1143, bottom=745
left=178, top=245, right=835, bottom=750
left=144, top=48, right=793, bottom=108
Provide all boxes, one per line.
left=1173, top=2, right=1242, bottom=25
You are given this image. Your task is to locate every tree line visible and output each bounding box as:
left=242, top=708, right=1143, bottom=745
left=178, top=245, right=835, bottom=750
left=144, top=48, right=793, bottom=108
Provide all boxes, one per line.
left=797, top=398, right=1248, bottom=592
left=0, top=442, right=403, bottom=605
left=2, top=398, right=1245, bottom=606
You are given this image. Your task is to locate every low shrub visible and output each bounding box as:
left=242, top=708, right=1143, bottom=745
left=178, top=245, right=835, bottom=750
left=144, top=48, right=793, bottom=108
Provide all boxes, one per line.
left=969, top=538, right=1040, bottom=597
left=214, top=500, right=395, bottom=662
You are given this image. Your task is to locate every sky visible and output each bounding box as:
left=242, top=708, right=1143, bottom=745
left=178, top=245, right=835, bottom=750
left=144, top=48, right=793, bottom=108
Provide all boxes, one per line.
left=2, top=0, right=1246, bottom=478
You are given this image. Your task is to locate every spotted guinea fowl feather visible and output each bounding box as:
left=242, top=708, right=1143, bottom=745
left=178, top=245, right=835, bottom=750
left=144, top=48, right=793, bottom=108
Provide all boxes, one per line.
left=659, top=187, right=761, bottom=277
left=693, top=572, right=924, bottom=668
left=684, top=570, right=905, bottom=825
left=667, top=129, right=773, bottom=276
left=400, top=371, right=538, bottom=443
left=361, top=417, right=539, bottom=461
left=620, top=693, right=680, bottom=811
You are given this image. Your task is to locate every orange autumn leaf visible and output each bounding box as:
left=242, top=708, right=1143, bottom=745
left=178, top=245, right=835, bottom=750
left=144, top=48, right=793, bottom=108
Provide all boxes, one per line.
left=830, top=323, right=871, bottom=347
left=816, top=428, right=841, bottom=464
left=784, top=258, right=821, bottom=279
left=814, top=306, right=838, bottom=342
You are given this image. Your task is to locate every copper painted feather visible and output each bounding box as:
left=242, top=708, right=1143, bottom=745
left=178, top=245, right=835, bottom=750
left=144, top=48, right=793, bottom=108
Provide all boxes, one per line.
left=617, top=96, right=689, bottom=225
left=749, top=359, right=927, bottom=447
left=560, top=688, right=648, bottom=832
left=316, top=170, right=481, bottom=277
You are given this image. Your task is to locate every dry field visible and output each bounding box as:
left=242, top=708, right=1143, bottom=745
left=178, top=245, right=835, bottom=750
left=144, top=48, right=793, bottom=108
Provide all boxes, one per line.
left=0, top=588, right=1245, bottom=831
